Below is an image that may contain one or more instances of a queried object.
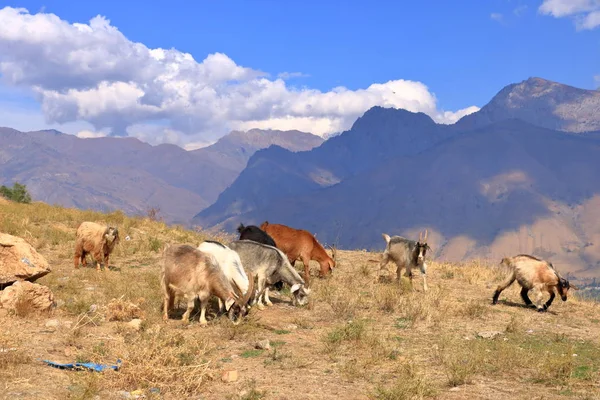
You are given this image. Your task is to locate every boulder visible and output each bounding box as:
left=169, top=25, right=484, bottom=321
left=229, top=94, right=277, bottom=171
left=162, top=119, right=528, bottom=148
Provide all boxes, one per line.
left=0, top=233, right=51, bottom=286
left=0, top=281, right=55, bottom=314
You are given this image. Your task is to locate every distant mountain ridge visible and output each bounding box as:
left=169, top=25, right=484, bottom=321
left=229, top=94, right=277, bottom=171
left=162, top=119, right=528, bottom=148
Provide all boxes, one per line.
left=0, top=127, right=323, bottom=223
left=455, top=77, right=600, bottom=133
left=194, top=77, right=600, bottom=279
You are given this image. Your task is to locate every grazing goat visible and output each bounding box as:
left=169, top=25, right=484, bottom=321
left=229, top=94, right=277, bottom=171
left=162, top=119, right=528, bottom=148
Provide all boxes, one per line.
left=260, top=221, right=336, bottom=285
left=161, top=244, right=254, bottom=325
left=229, top=240, right=310, bottom=309
left=237, top=223, right=284, bottom=291
left=237, top=223, right=277, bottom=247
left=378, top=230, right=431, bottom=291
left=73, top=222, right=120, bottom=271
left=197, top=240, right=254, bottom=313
left=492, top=254, right=578, bottom=312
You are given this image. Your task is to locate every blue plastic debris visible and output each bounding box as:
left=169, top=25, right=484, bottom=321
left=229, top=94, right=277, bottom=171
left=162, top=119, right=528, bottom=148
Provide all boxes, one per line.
left=41, top=359, right=122, bottom=372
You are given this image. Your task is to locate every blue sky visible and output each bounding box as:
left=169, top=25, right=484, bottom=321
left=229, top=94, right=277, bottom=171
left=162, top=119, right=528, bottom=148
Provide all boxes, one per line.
left=0, top=0, right=598, bottom=147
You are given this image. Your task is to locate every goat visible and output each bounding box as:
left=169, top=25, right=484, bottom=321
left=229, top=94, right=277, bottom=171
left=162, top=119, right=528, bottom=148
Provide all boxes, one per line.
left=197, top=240, right=254, bottom=313
left=237, top=223, right=277, bottom=247
left=73, top=222, right=120, bottom=271
left=378, top=230, right=431, bottom=291
left=228, top=240, right=310, bottom=309
left=161, top=244, right=254, bottom=325
left=260, top=221, right=336, bottom=286
left=492, top=254, right=578, bottom=312
left=237, top=223, right=284, bottom=291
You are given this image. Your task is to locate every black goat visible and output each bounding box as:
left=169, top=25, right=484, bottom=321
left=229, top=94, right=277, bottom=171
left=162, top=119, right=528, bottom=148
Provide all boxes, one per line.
left=237, top=224, right=277, bottom=247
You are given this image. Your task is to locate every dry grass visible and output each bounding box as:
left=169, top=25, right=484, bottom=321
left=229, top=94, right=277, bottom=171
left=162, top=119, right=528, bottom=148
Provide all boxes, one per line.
left=1, top=200, right=600, bottom=399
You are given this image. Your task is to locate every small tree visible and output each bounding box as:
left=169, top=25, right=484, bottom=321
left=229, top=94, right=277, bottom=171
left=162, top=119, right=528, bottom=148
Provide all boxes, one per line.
left=0, top=182, right=32, bottom=203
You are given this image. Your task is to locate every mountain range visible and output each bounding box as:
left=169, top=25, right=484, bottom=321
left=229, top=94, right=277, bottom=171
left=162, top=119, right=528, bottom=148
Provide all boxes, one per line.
left=0, top=127, right=323, bottom=223
left=194, top=77, right=600, bottom=279
left=3, top=77, right=600, bottom=279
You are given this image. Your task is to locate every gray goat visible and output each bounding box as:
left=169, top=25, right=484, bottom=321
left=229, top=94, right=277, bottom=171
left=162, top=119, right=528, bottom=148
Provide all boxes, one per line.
left=378, top=230, right=431, bottom=291
left=228, top=240, right=311, bottom=308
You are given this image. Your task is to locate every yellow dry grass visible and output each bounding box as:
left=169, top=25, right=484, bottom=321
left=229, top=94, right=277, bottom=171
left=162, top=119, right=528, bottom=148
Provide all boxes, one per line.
left=1, top=201, right=599, bottom=400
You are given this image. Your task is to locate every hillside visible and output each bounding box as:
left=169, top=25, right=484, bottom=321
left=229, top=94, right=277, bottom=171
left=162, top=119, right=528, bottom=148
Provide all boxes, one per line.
left=0, top=127, right=323, bottom=224
left=1, top=201, right=599, bottom=399
left=194, top=78, right=600, bottom=279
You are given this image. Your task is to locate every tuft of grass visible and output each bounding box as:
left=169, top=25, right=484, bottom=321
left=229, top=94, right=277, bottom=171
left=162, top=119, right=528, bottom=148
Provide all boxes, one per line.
left=241, top=349, right=264, bottom=358
left=370, top=362, right=435, bottom=400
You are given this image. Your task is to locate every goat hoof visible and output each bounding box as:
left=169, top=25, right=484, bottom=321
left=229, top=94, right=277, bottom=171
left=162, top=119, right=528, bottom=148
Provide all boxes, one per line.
left=266, top=301, right=273, bottom=307
left=257, top=304, right=266, bottom=311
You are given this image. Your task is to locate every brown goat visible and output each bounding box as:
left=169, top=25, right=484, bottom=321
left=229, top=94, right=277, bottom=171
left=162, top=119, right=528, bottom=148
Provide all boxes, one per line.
left=161, top=244, right=254, bottom=325
left=260, top=221, right=336, bottom=285
left=73, top=221, right=119, bottom=271
left=492, top=254, right=579, bottom=312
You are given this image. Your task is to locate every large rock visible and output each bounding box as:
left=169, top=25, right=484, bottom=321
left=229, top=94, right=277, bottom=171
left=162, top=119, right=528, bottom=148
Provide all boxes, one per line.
left=0, top=280, right=55, bottom=313
left=0, top=233, right=51, bottom=286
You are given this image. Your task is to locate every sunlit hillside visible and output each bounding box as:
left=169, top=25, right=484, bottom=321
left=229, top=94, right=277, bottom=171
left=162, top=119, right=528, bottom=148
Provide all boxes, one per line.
left=1, top=200, right=599, bottom=400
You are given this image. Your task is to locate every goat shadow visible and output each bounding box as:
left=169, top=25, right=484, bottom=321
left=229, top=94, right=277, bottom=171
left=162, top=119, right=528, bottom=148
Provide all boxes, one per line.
left=494, top=299, right=559, bottom=315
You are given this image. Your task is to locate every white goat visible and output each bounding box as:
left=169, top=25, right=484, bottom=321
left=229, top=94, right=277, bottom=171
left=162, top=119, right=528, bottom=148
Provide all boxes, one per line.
left=197, top=240, right=253, bottom=313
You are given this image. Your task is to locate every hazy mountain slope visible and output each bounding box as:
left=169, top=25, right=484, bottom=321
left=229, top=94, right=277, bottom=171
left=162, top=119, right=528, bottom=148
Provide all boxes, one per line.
left=194, top=77, right=600, bottom=231
left=194, top=107, right=449, bottom=225
left=214, top=119, right=600, bottom=277
left=0, top=127, right=322, bottom=223
left=455, top=77, right=600, bottom=133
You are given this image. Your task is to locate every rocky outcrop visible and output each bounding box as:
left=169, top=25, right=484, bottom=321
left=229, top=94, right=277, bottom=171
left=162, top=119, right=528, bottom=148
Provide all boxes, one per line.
left=0, top=280, right=55, bottom=313
left=0, top=233, right=51, bottom=286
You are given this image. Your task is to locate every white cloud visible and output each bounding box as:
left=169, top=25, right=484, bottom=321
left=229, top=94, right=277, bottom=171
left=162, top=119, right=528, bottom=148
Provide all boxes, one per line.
left=491, top=13, right=504, bottom=22
left=539, top=0, right=600, bottom=30
left=76, top=130, right=108, bottom=138
left=0, top=6, right=479, bottom=145
left=277, top=72, right=310, bottom=80
left=436, top=106, right=481, bottom=125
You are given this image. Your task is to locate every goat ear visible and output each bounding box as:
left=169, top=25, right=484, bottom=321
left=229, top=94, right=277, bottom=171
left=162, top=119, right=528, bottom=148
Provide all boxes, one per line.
left=290, top=283, right=302, bottom=293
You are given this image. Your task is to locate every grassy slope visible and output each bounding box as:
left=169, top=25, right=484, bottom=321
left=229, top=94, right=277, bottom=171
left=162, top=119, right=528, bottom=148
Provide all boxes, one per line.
left=1, top=200, right=599, bottom=400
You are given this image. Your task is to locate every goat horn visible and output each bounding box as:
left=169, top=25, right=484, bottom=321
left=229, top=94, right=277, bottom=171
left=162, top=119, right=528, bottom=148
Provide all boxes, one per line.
left=419, top=231, right=423, bottom=242
left=424, top=229, right=428, bottom=241
left=231, top=280, right=244, bottom=300
left=242, top=272, right=255, bottom=305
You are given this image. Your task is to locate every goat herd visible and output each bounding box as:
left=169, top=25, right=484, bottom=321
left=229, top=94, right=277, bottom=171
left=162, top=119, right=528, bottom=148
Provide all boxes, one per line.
left=73, top=220, right=579, bottom=327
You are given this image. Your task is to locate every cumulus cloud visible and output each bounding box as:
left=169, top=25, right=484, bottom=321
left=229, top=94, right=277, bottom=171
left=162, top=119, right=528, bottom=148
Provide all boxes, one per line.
left=539, top=0, right=600, bottom=30
left=0, top=7, right=479, bottom=144
left=76, top=130, right=108, bottom=139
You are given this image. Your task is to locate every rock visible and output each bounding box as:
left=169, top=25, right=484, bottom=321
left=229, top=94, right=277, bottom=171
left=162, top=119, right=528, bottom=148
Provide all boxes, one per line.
left=221, top=370, right=238, bottom=383
left=285, top=324, right=298, bottom=331
left=0, top=233, right=51, bottom=286
left=449, top=387, right=460, bottom=392
left=0, top=281, right=55, bottom=314
left=89, top=304, right=98, bottom=313
left=45, top=319, right=60, bottom=328
left=255, top=340, right=271, bottom=350
left=127, top=319, right=143, bottom=331
left=477, top=331, right=503, bottom=339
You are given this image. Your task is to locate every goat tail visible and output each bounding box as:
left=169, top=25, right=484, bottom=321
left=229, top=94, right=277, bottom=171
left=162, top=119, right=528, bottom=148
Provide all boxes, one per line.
left=381, top=233, right=391, bottom=245
left=237, top=223, right=245, bottom=234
